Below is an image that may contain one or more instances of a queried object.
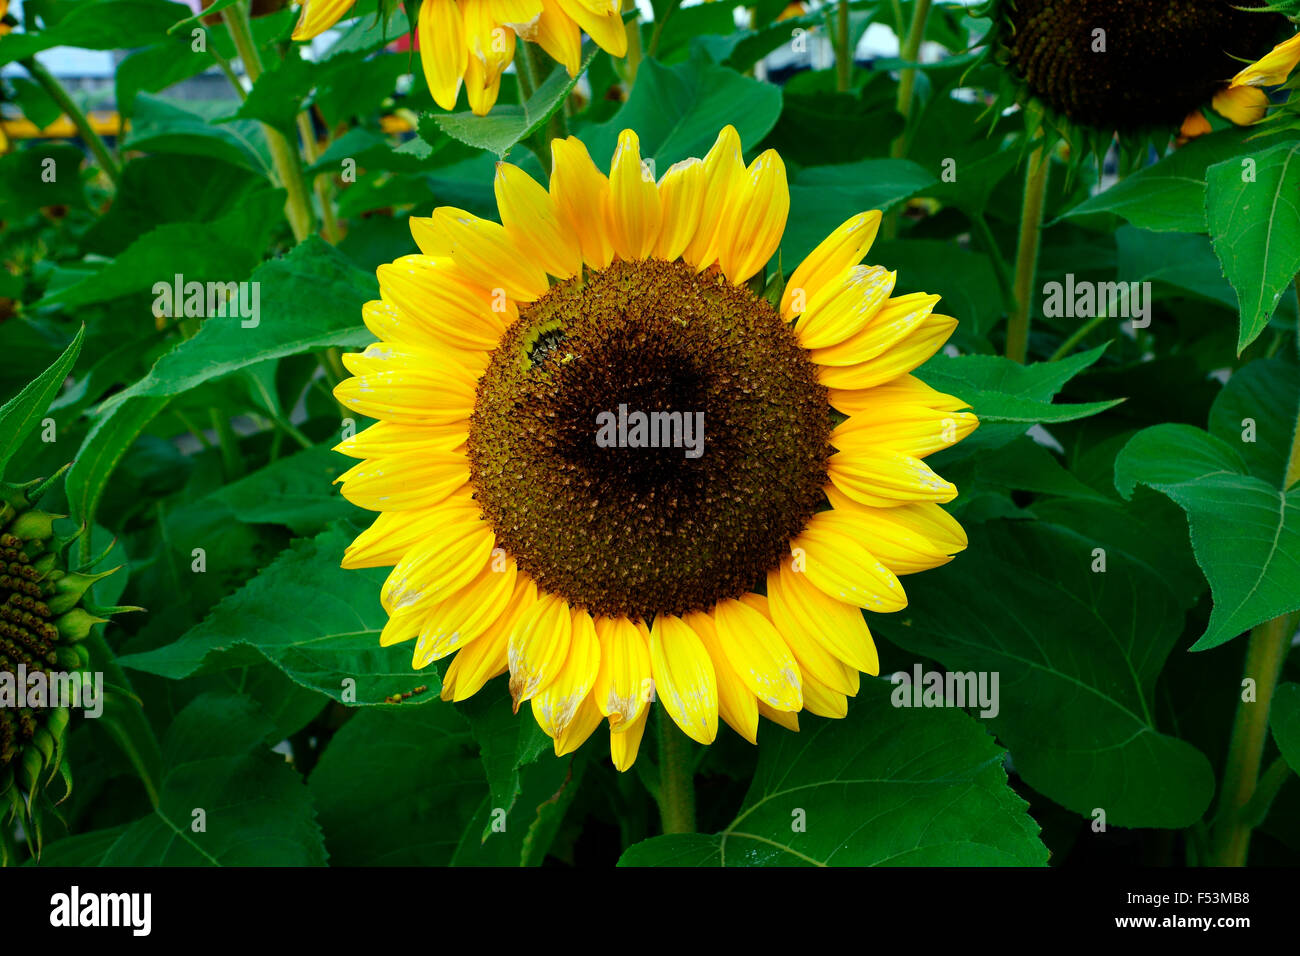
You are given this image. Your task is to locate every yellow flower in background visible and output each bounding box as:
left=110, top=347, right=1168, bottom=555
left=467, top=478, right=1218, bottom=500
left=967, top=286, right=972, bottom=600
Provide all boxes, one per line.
left=292, top=0, right=627, bottom=116
left=1230, top=29, right=1300, bottom=88
left=1210, top=85, right=1270, bottom=126
left=333, top=127, right=976, bottom=769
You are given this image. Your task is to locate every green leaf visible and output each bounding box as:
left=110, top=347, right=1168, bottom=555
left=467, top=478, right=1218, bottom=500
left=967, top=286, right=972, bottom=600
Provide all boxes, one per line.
left=0, top=325, right=82, bottom=482
left=917, top=344, right=1123, bottom=453
left=455, top=685, right=553, bottom=838
left=1062, top=128, right=1296, bottom=233
left=432, top=49, right=595, bottom=159
left=779, top=159, right=937, bottom=265
left=99, top=693, right=326, bottom=865
left=874, top=238, right=1003, bottom=338
left=309, top=705, right=485, bottom=865
left=66, top=396, right=169, bottom=533
left=1115, top=423, right=1300, bottom=650
left=582, top=53, right=783, bottom=168
left=0, top=143, right=88, bottom=221
left=1273, top=683, right=1300, bottom=777
left=118, top=525, right=436, bottom=706
left=1208, top=357, right=1300, bottom=487
left=124, top=94, right=272, bottom=176
left=207, top=443, right=355, bottom=536
left=618, top=680, right=1048, bottom=866
left=0, top=0, right=185, bottom=66
left=873, top=513, right=1216, bottom=829
left=1205, top=142, right=1300, bottom=353
left=100, top=237, right=375, bottom=411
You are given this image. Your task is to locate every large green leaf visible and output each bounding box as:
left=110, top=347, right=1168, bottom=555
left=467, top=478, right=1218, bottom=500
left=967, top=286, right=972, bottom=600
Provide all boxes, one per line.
left=100, top=237, right=375, bottom=411
left=98, top=694, right=326, bottom=865
left=309, top=705, right=485, bottom=865
left=123, top=94, right=273, bottom=175
left=118, top=525, right=435, bottom=706
left=66, top=396, right=169, bottom=535
left=201, top=443, right=355, bottom=536
left=581, top=53, right=783, bottom=168
left=1115, top=423, right=1300, bottom=650
left=875, top=513, right=1215, bottom=828
left=0, top=0, right=184, bottom=66
left=1062, top=129, right=1295, bottom=233
left=1205, top=142, right=1300, bottom=353
left=619, top=680, right=1048, bottom=866
left=0, top=325, right=82, bottom=482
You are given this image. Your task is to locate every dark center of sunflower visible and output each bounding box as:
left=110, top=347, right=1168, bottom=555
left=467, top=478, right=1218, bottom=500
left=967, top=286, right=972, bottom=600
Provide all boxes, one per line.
left=1000, top=0, right=1286, bottom=131
left=467, top=259, right=831, bottom=620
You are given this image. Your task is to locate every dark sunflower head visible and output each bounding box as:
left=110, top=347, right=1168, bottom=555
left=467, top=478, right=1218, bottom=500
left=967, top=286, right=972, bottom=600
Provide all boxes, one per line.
left=981, top=0, right=1288, bottom=139
left=467, top=258, right=833, bottom=622
left=0, top=476, right=125, bottom=862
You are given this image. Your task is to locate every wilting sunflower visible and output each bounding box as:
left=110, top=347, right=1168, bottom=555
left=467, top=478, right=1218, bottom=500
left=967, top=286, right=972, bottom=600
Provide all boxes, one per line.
left=333, top=127, right=977, bottom=768
left=980, top=0, right=1289, bottom=148
left=292, top=0, right=627, bottom=115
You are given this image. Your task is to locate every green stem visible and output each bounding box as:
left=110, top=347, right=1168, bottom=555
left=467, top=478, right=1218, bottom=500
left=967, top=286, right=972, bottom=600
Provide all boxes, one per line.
left=20, top=57, right=121, bottom=187
left=1048, top=311, right=1110, bottom=361
left=1006, top=139, right=1050, bottom=364
left=835, top=0, right=851, bottom=93
left=889, top=0, right=931, bottom=158
left=622, top=0, right=643, bottom=88
left=970, top=212, right=1014, bottom=313
left=657, top=713, right=696, bottom=834
left=207, top=41, right=247, bottom=101
left=221, top=2, right=313, bottom=242
left=296, top=111, right=341, bottom=243
left=1210, top=612, right=1296, bottom=865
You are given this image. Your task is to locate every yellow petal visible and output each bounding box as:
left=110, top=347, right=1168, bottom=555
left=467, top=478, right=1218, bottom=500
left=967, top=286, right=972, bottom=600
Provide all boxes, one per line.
left=411, top=556, right=518, bottom=665
left=550, top=136, right=615, bottom=269
left=781, top=211, right=882, bottom=318
left=553, top=0, right=626, bottom=56
left=554, top=692, right=604, bottom=756
left=809, top=292, right=939, bottom=366
left=343, top=506, right=452, bottom=569
left=333, top=364, right=476, bottom=426
left=794, top=265, right=897, bottom=349
left=495, top=162, right=582, bottom=279
left=418, top=0, right=468, bottom=111
left=441, top=576, right=537, bottom=697
left=335, top=450, right=468, bottom=511
left=683, top=125, right=746, bottom=269
left=829, top=373, right=970, bottom=416
left=827, top=447, right=958, bottom=506
left=526, top=0, right=582, bottom=76
left=532, top=610, right=600, bottom=738
left=813, top=313, right=958, bottom=390
left=1211, top=85, right=1269, bottom=126
left=654, top=158, right=706, bottom=261
left=1230, top=31, right=1300, bottom=88
left=334, top=420, right=467, bottom=460
left=800, top=670, right=849, bottom=719
left=757, top=701, right=799, bottom=733
left=1177, top=110, right=1212, bottom=145
left=609, top=707, right=649, bottom=771
left=593, top=616, right=653, bottom=730
left=762, top=568, right=858, bottom=693
left=794, top=510, right=907, bottom=614
left=493, top=0, right=543, bottom=28
left=508, top=591, right=573, bottom=706
left=768, top=559, right=880, bottom=674
left=381, top=511, right=494, bottom=613
left=649, top=614, right=718, bottom=745
left=710, top=598, right=802, bottom=711
left=606, top=129, right=663, bottom=260
left=376, top=256, right=510, bottom=351
left=682, top=610, right=758, bottom=744
left=431, top=207, right=548, bottom=301
left=715, top=149, right=789, bottom=284
left=464, top=46, right=505, bottom=116
left=821, top=494, right=967, bottom=575
left=832, top=404, right=979, bottom=458
left=292, top=0, right=355, bottom=40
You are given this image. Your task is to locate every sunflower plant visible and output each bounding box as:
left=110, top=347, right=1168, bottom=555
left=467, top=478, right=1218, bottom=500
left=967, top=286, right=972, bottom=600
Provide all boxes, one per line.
left=0, top=0, right=1297, bottom=877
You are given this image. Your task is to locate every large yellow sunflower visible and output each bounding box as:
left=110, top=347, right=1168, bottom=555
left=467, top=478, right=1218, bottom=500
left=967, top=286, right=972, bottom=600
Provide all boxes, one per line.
left=292, top=0, right=627, bottom=115
left=333, top=127, right=977, bottom=769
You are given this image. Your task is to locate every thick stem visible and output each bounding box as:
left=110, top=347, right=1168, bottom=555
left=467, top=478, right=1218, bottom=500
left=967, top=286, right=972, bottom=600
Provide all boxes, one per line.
left=1006, top=142, right=1050, bottom=364
left=835, top=0, right=851, bottom=92
left=889, top=0, right=931, bottom=157
left=657, top=713, right=696, bottom=834
left=221, top=2, right=313, bottom=243
left=20, top=57, right=121, bottom=187
left=296, top=111, right=341, bottom=243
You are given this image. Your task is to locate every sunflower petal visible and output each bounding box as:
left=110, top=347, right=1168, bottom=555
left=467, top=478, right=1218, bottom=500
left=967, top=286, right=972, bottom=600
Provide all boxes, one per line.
left=649, top=614, right=718, bottom=745
left=607, top=129, right=663, bottom=260
left=781, top=211, right=882, bottom=317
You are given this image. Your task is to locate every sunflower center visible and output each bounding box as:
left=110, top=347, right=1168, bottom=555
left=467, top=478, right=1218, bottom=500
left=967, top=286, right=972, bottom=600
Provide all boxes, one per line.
left=467, top=258, right=832, bottom=620
left=1000, top=0, right=1285, bottom=131
left=0, top=531, right=58, bottom=768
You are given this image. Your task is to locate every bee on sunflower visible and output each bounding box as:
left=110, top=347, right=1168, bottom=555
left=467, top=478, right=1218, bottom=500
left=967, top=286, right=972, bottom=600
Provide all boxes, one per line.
left=291, top=0, right=627, bottom=115
left=978, top=0, right=1291, bottom=152
left=332, top=127, right=977, bottom=769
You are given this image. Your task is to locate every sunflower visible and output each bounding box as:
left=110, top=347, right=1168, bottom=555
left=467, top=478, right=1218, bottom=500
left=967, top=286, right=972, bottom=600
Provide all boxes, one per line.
left=1229, top=27, right=1300, bottom=89
left=980, top=0, right=1288, bottom=149
left=333, top=127, right=977, bottom=769
left=291, top=0, right=627, bottom=116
